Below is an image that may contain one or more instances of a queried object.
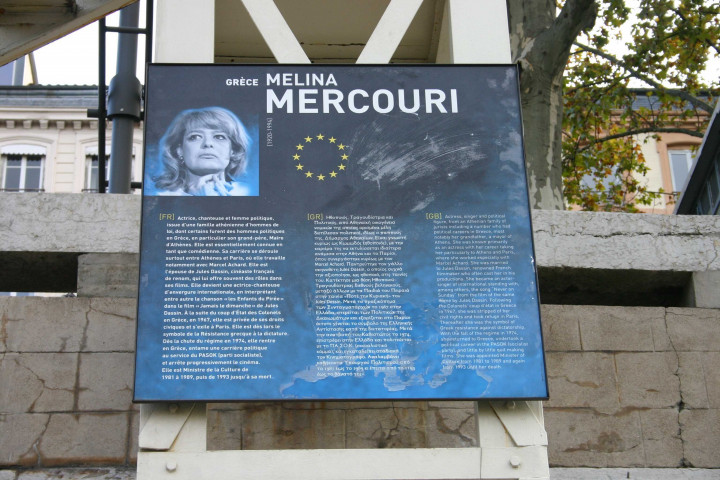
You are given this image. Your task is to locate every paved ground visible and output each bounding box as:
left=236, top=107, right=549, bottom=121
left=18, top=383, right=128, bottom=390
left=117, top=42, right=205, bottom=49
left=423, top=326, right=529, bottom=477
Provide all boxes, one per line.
left=552, top=468, right=720, bottom=479
left=1, top=468, right=719, bottom=479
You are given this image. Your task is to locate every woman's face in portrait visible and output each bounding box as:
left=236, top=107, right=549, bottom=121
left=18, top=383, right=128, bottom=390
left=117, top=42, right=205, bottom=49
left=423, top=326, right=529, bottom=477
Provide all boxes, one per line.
left=178, top=127, right=232, bottom=176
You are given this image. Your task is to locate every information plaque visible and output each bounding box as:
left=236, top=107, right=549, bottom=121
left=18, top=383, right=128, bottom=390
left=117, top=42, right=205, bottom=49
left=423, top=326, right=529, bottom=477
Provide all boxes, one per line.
left=134, top=64, right=548, bottom=401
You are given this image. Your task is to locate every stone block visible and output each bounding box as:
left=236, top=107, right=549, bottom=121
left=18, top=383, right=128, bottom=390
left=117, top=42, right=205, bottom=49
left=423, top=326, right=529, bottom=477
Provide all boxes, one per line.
left=677, top=353, right=711, bottom=409
left=78, top=353, right=134, bottom=411
left=207, top=407, right=243, bottom=450
left=638, top=409, right=683, bottom=467
left=616, top=352, right=679, bottom=408
left=0, top=414, right=49, bottom=466
left=0, top=471, right=14, bottom=480
left=544, top=352, right=620, bottom=414
left=0, top=193, right=140, bottom=254
left=208, top=401, right=271, bottom=412
left=3, top=195, right=720, bottom=274
left=0, top=193, right=140, bottom=293
left=425, top=403, right=477, bottom=447
left=1, top=298, right=87, bottom=353
left=39, top=413, right=128, bottom=466
left=666, top=308, right=720, bottom=351
left=276, top=401, right=428, bottom=410
left=209, top=404, right=345, bottom=450
left=544, top=408, right=644, bottom=467
left=15, top=467, right=136, bottom=479
left=700, top=352, right=720, bottom=409
left=346, top=407, right=426, bottom=449
left=83, top=298, right=136, bottom=352
left=0, top=353, right=76, bottom=413
left=531, top=210, right=720, bottom=272
left=578, top=307, right=666, bottom=352
left=426, top=400, right=475, bottom=409
left=550, top=467, right=720, bottom=479
left=77, top=254, right=139, bottom=298
left=128, top=412, right=139, bottom=464
left=680, top=409, right=720, bottom=468
left=540, top=305, right=581, bottom=351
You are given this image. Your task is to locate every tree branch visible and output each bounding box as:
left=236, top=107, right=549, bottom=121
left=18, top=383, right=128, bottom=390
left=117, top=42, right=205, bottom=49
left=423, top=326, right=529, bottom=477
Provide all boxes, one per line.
left=573, top=41, right=716, bottom=113
left=669, top=6, right=720, bottom=57
left=520, top=0, right=598, bottom=77
left=575, top=126, right=705, bottom=154
left=548, top=0, right=597, bottom=69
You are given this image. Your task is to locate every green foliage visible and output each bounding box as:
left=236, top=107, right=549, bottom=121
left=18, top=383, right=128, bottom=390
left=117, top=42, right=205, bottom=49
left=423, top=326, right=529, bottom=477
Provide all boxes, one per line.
left=562, top=0, right=719, bottom=212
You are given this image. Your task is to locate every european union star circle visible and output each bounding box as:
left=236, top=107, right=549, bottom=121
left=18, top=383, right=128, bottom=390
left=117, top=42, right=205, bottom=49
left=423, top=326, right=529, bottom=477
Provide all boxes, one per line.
left=292, top=133, right=350, bottom=181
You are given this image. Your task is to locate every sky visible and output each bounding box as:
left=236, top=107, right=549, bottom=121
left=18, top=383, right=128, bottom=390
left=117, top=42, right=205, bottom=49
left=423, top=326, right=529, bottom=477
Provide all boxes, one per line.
left=32, top=2, right=147, bottom=86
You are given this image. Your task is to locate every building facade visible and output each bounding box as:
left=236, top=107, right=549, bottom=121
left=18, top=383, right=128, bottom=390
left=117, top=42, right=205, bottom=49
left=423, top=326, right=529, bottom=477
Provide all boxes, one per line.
left=0, top=86, right=143, bottom=195
left=676, top=102, right=720, bottom=215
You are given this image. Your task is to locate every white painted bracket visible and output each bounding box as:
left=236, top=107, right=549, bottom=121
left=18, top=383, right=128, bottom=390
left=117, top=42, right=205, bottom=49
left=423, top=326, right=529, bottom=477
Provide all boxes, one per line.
left=477, top=401, right=549, bottom=479
left=241, top=0, right=311, bottom=63
left=482, top=446, right=549, bottom=480
left=490, top=401, right=548, bottom=447
left=138, top=403, right=198, bottom=451
left=139, top=448, right=483, bottom=480
left=357, top=0, right=425, bottom=64
left=137, top=400, right=549, bottom=480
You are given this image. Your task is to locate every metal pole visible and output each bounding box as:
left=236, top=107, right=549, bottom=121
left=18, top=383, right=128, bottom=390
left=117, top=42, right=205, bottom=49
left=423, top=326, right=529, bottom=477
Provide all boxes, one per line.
left=12, top=56, right=25, bottom=85
left=98, top=18, right=107, bottom=194
left=145, top=0, right=154, bottom=64
left=108, top=2, right=142, bottom=194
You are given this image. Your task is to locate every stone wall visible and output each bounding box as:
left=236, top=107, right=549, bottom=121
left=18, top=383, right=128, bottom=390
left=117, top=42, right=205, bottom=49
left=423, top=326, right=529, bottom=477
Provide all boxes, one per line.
left=543, top=305, right=720, bottom=468
left=2, top=193, right=720, bottom=474
left=0, top=298, right=138, bottom=467
left=2, top=297, right=719, bottom=469
left=3, top=193, right=720, bottom=304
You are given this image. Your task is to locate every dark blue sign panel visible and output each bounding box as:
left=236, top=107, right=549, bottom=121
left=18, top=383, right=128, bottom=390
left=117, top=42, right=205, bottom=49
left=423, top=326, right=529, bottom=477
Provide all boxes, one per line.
left=134, top=64, right=548, bottom=401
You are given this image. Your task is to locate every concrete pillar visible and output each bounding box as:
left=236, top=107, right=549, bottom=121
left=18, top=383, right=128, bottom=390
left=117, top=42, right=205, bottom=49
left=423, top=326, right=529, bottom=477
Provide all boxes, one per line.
left=154, top=0, right=215, bottom=63
left=683, top=271, right=720, bottom=308
left=436, top=0, right=511, bottom=63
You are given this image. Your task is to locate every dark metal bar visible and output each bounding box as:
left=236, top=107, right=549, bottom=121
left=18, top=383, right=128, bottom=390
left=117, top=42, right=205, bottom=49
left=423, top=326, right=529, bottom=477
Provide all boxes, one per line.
left=92, top=0, right=153, bottom=193
left=145, top=0, right=153, bottom=64
left=105, top=26, right=147, bottom=34
left=98, top=18, right=107, bottom=194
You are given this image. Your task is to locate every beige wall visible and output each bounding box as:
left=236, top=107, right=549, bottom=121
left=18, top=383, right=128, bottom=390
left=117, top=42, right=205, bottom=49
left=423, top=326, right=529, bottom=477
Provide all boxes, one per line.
left=637, top=132, right=703, bottom=215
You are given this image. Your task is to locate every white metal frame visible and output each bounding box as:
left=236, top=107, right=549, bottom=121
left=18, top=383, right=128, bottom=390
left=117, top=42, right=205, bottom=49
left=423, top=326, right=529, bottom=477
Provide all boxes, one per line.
left=140, top=1, right=549, bottom=478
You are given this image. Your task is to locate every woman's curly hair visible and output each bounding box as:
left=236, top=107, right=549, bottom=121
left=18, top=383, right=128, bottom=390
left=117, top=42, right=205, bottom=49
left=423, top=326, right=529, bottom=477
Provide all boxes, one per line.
left=153, top=107, right=250, bottom=192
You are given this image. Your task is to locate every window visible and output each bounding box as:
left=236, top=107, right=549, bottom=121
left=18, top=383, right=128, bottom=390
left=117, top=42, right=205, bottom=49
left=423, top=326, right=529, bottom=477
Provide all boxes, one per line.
left=668, top=149, right=694, bottom=193
left=84, top=154, right=109, bottom=193
left=1, top=145, right=46, bottom=192
left=695, top=150, right=720, bottom=215
left=83, top=147, right=135, bottom=192
left=579, top=164, right=620, bottom=193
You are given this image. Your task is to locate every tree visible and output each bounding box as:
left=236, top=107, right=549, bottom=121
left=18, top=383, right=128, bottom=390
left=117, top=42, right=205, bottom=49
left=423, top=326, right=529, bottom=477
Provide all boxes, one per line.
left=508, top=0, right=719, bottom=211
left=508, top=0, right=598, bottom=210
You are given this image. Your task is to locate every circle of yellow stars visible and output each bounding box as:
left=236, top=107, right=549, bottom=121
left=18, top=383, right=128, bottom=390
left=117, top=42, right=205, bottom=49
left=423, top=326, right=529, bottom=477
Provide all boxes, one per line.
left=293, top=133, right=350, bottom=181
